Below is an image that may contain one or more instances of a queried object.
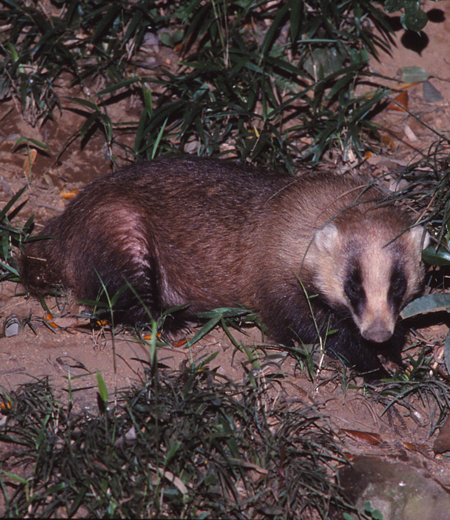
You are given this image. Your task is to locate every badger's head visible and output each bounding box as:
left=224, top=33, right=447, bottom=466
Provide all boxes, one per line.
left=309, top=214, right=429, bottom=344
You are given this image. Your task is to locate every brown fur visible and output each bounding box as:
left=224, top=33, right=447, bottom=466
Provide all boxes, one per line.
left=20, top=157, right=428, bottom=378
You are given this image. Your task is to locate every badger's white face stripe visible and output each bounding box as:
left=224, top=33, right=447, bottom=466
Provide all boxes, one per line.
left=354, top=236, right=398, bottom=342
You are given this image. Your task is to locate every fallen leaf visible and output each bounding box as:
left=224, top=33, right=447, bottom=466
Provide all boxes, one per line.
left=404, top=123, right=418, bottom=142
left=60, top=188, right=80, bottom=199
left=22, top=149, right=37, bottom=179
left=172, top=338, right=187, bottom=348
left=148, top=464, right=188, bottom=496
left=341, top=429, right=382, bottom=446
left=402, top=441, right=428, bottom=453
left=398, top=66, right=430, bottom=83
left=387, top=91, right=408, bottom=112
left=44, top=313, right=58, bottom=329
left=423, top=80, right=444, bottom=103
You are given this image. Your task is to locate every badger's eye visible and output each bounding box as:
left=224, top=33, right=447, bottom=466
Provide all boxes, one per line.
left=344, top=267, right=365, bottom=310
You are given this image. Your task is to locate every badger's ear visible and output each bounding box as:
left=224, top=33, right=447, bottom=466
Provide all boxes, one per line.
left=408, top=225, right=430, bottom=251
left=314, top=223, right=340, bottom=253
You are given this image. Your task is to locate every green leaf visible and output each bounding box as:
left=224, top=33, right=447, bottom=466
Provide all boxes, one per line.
left=142, top=86, right=153, bottom=117
left=6, top=41, right=19, bottom=62
left=304, top=47, right=344, bottom=80
left=384, top=0, right=406, bottom=13
left=109, top=285, right=128, bottom=307
left=159, top=30, right=175, bottom=47
left=66, top=97, right=99, bottom=111
left=422, top=246, right=450, bottom=266
left=0, top=261, right=19, bottom=277
left=91, top=5, right=120, bottom=43
left=260, top=2, right=290, bottom=56
left=151, top=117, right=168, bottom=159
left=184, top=315, right=222, bottom=348
left=401, top=293, right=450, bottom=319
left=196, top=307, right=251, bottom=320
left=401, top=5, right=428, bottom=32
left=13, top=136, right=50, bottom=152
left=96, top=77, right=142, bottom=96
left=96, top=371, right=108, bottom=404
left=399, top=66, right=430, bottom=83
left=1, top=471, right=28, bottom=485
left=0, top=184, right=28, bottom=221
left=328, top=73, right=354, bottom=100
left=289, top=0, right=302, bottom=43
left=134, top=109, right=149, bottom=155
left=164, top=440, right=181, bottom=466
left=80, top=111, right=101, bottom=140
left=123, top=9, right=143, bottom=42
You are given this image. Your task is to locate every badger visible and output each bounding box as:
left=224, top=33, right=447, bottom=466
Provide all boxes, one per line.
left=20, top=156, right=428, bottom=379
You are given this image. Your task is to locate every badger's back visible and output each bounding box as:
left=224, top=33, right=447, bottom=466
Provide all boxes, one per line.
left=21, top=158, right=295, bottom=320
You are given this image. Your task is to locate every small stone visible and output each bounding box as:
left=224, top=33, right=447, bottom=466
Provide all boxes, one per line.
left=4, top=315, right=19, bottom=337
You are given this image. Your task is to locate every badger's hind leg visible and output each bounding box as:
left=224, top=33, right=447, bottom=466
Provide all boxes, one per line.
left=96, top=252, right=161, bottom=326
left=74, top=203, right=163, bottom=326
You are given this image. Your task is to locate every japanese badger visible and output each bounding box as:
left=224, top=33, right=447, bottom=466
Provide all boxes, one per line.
left=20, top=156, right=429, bottom=379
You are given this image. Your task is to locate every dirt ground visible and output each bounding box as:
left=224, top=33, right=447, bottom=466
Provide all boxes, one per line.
left=1, top=1, right=450, bottom=517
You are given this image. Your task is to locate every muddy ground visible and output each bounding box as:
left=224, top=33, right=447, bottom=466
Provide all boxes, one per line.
left=1, top=1, right=450, bottom=517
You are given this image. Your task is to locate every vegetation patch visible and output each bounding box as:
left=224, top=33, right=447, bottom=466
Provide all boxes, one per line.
left=0, top=365, right=359, bottom=519
left=0, top=0, right=430, bottom=169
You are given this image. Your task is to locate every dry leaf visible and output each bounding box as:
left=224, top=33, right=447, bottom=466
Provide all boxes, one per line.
left=22, top=149, right=37, bottom=180
left=404, top=123, right=418, bottom=142
left=341, top=429, right=382, bottom=446
left=402, top=441, right=428, bottom=453
left=60, top=188, right=80, bottom=200
left=148, top=465, right=188, bottom=496
left=44, top=313, right=58, bottom=329
left=142, top=332, right=162, bottom=341
left=381, top=133, right=396, bottom=151
left=387, top=91, right=408, bottom=112
left=172, top=338, right=187, bottom=348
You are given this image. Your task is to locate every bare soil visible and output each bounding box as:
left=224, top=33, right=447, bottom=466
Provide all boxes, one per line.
left=1, top=1, right=450, bottom=516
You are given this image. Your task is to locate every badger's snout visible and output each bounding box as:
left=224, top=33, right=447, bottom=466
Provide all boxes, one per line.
left=361, top=320, right=394, bottom=343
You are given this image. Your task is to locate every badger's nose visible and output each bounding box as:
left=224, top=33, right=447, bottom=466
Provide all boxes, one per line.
left=361, top=321, right=394, bottom=343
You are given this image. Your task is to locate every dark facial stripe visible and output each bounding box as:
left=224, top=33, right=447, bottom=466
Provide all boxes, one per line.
left=343, top=264, right=366, bottom=317
left=389, top=263, right=407, bottom=311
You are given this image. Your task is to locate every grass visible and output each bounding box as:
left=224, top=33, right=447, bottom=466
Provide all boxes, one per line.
left=392, top=140, right=450, bottom=252
left=0, top=0, right=429, bottom=171
left=0, top=365, right=357, bottom=518
left=0, top=312, right=448, bottom=518
left=0, top=184, right=33, bottom=284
